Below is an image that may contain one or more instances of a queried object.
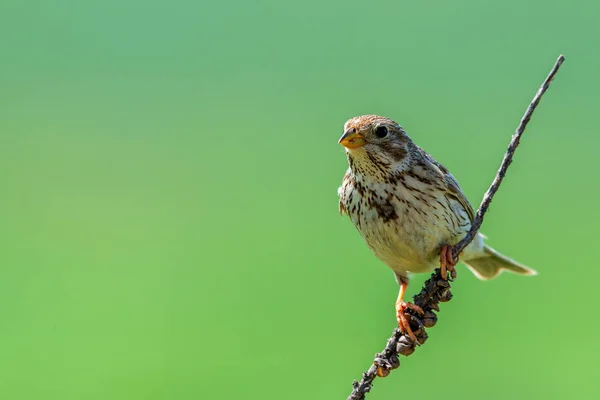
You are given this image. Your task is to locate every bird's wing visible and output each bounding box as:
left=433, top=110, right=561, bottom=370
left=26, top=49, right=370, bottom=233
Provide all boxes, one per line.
left=338, top=194, right=347, bottom=216
left=338, top=169, right=351, bottom=216
left=422, top=151, right=475, bottom=223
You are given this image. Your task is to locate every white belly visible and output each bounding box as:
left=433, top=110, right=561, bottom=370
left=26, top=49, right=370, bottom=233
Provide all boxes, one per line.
left=344, top=181, right=476, bottom=275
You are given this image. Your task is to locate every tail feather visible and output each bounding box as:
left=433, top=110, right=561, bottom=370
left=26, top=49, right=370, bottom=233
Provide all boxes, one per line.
left=463, top=245, right=537, bottom=280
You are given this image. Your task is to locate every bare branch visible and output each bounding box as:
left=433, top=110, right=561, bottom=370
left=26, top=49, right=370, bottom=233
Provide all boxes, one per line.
left=347, top=54, right=565, bottom=400
left=452, top=54, right=566, bottom=259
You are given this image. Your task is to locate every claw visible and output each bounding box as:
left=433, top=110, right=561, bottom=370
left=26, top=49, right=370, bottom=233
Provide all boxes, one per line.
left=440, top=245, right=458, bottom=281
left=395, top=277, right=425, bottom=345
left=396, top=301, right=424, bottom=345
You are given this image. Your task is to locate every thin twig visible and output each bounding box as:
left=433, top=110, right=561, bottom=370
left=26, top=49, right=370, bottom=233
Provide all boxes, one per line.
left=347, top=54, right=565, bottom=400
left=452, top=54, right=566, bottom=259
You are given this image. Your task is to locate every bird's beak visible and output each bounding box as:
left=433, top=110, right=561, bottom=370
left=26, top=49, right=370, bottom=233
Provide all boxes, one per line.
left=338, top=129, right=366, bottom=148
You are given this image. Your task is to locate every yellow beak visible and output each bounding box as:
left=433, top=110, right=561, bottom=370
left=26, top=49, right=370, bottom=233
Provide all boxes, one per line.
left=338, top=129, right=366, bottom=148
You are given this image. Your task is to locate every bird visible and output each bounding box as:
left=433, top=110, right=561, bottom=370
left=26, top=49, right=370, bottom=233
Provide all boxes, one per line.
left=337, top=115, right=536, bottom=343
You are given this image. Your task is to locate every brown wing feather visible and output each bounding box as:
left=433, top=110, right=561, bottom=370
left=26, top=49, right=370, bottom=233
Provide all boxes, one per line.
left=338, top=169, right=351, bottom=216
left=421, top=150, right=475, bottom=222
left=339, top=198, right=347, bottom=216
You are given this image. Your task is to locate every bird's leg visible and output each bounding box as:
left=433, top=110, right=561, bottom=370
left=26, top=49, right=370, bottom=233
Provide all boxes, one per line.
left=395, top=278, right=424, bottom=345
left=440, top=245, right=458, bottom=280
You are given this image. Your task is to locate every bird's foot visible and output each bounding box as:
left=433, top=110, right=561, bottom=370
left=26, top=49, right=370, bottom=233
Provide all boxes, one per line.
left=396, top=301, right=424, bottom=345
left=440, top=245, right=458, bottom=281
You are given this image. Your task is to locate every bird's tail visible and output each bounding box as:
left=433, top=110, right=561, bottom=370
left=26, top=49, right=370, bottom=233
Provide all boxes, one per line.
left=463, top=245, right=537, bottom=280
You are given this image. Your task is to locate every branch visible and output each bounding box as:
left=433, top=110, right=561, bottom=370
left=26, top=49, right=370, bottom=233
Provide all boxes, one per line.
left=347, top=54, right=565, bottom=400
left=452, top=54, right=565, bottom=259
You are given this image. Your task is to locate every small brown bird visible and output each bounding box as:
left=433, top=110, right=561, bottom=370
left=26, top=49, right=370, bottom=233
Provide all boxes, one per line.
left=338, top=115, right=536, bottom=342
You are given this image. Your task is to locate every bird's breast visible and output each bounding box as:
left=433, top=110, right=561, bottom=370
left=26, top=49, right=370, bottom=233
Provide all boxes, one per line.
left=340, top=176, right=470, bottom=274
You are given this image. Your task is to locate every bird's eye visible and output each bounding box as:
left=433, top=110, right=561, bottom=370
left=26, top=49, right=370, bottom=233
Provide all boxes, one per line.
left=374, top=125, right=388, bottom=138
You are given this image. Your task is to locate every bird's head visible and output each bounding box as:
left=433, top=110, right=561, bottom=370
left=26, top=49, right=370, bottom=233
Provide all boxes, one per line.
left=339, top=115, right=412, bottom=170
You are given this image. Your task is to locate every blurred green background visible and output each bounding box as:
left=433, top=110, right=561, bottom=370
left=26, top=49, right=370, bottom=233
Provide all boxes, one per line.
left=1, top=1, right=598, bottom=399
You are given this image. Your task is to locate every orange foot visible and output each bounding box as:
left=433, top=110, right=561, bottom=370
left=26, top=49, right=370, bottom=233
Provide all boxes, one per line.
left=440, top=244, right=458, bottom=281
left=396, top=301, right=424, bottom=345
left=395, top=279, right=424, bottom=345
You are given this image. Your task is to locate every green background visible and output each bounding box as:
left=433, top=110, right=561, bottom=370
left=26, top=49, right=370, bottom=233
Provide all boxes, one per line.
left=1, top=1, right=598, bottom=399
